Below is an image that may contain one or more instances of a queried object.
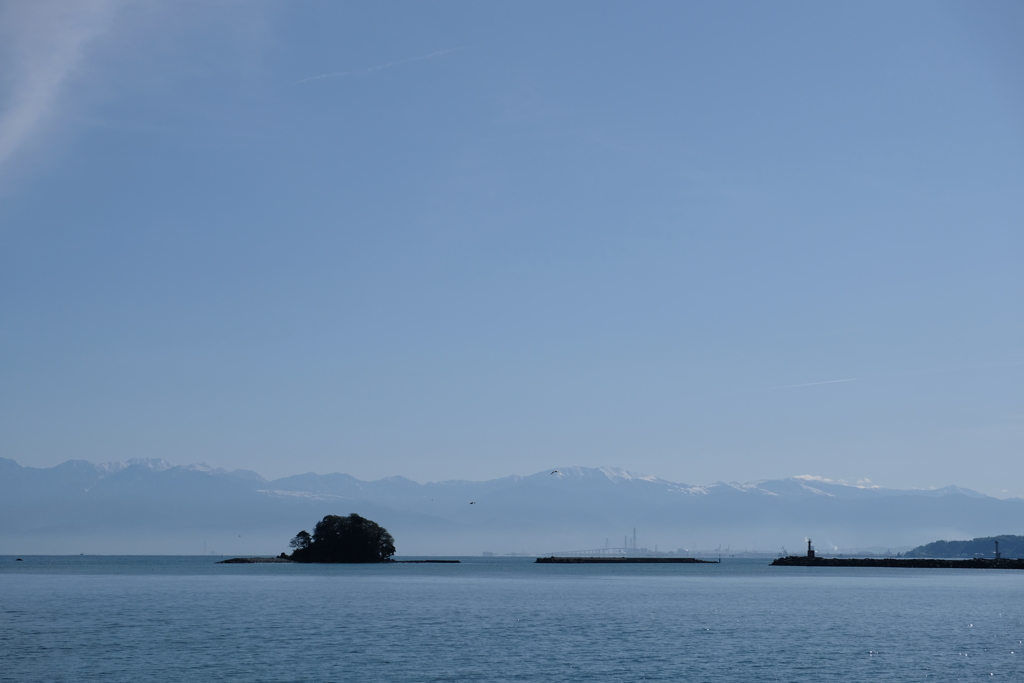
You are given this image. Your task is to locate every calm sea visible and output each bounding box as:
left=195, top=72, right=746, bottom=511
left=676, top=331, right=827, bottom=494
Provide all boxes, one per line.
left=2, top=556, right=1022, bottom=681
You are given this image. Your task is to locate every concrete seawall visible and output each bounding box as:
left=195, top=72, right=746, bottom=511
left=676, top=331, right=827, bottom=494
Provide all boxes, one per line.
left=771, top=556, right=1024, bottom=569
left=536, top=557, right=717, bottom=564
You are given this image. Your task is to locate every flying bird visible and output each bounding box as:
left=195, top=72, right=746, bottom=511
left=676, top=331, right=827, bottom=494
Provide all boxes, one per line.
left=551, top=470, right=559, bottom=475
left=469, top=501, right=476, bottom=504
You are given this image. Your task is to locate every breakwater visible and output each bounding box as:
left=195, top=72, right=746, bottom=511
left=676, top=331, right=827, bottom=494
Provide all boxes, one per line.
left=536, top=557, right=717, bottom=564
left=218, top=557, right=295, bottom=564
left=771, top=556, right=1024, bottom=569
left=394, top=560, right=461, bottom=563
left=218, top=557, right=460, bottom=564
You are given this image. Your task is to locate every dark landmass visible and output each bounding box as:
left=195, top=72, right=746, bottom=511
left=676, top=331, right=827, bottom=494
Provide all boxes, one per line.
left=536, top=556, right=717, bottom=564
left=902, top=534, right=1024, bottom=559
left=772, top=556, right=1024, bottom=569
left=288, top=513, right=396, bottom=563
left=226, top=513, right=456, bottom=564
left=218, top=557, right=295, bottom=564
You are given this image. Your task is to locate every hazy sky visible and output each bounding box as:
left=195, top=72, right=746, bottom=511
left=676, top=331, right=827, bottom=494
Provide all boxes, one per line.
left=1, top=1, right=1021, bottom=495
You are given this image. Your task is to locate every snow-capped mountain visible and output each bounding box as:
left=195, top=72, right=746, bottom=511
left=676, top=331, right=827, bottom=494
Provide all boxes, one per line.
left=1, top=458, right=1020, bottom=555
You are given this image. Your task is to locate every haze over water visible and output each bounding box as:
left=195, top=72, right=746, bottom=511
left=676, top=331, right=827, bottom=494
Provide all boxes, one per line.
left=3, top=556, right=1023, bottom=681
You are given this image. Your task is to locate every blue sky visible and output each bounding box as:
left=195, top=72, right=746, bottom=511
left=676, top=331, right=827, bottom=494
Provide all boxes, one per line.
left=1, top=1, right=1021, bottom=495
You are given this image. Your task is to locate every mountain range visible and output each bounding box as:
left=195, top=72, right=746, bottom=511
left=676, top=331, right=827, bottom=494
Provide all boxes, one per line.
left=2, top=457, right=1021, bottom=556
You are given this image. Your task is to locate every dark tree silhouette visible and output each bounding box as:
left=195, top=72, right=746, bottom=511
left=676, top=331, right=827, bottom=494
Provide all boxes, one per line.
left=289, top=514, right=396, bottom=563
left=289, top=530, right=311, bottom=550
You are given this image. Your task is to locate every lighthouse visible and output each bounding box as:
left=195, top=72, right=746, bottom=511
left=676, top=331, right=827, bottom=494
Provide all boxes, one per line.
left=807, top=539, right=815, bottom=558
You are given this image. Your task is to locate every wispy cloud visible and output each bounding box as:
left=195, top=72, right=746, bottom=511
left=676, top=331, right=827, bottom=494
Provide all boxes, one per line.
left=0, top=0, right=121, bottom=174
left=716, top=376, right=858, bottom=397
left=300, top=47, right=464, bottom=83
left=773, top=378, right=857, bottom=390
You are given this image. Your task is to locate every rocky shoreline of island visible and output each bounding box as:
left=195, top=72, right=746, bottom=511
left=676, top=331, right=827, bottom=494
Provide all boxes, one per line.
left=218, top=556, right=461, bottom=564
left=217, top=557, right=295, bottom=564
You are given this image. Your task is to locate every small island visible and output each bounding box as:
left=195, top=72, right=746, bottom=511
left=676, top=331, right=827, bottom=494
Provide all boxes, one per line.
left=287, top=513, right=396, bottom=563
left=219, top=513, right=396, bottom=564
left=218, top=513, right=461, bottom=564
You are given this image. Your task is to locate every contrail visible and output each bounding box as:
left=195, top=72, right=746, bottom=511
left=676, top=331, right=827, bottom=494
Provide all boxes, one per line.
left=300, top=47, right=464, bottom=83
left=774, top=378, right=857, bottom=390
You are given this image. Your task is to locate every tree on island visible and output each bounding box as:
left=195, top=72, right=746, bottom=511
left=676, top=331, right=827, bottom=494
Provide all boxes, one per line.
left=289, top=530, right=311, bottom=551
left=288, top=513, right=396, bottom=563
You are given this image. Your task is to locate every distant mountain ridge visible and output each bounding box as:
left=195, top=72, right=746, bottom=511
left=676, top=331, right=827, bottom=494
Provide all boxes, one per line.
left=1, top=458, right=1021, bottom=555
